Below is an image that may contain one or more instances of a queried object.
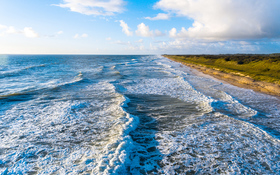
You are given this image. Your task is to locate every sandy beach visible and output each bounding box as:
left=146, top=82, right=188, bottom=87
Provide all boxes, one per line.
left=164, top=55, right=280, bottom=97
left=2, top=55, right=280, bottom=174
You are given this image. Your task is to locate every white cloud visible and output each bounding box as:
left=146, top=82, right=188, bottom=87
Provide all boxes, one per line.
left=106, top=37, right=112, bottom=41
left=6, top=26, right=17, bottom=34
left=169, top=28, right=177, bottom=38
left=135, top=23, right=164, bottom=37
left=0, top=25, right=39, bottom=38
left=136, top=23, right=152, bottom=37
left=119, top=20, right=133, bottom=36
left=57, top=31, right=64, bottom=35
left=74, top=33, right=88, bottom=39
left=145, top=13, right=170, bottom=20
left=55, top=0, right=125, bottom=16
left=155, top=0, right=280, bottom=40
left=23, top=27, right=39, bottom=38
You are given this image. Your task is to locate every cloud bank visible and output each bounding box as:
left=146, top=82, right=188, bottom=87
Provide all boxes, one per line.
left=56, top=0, right=126, bottom=16
left=155, top=0, right=280, bottom=40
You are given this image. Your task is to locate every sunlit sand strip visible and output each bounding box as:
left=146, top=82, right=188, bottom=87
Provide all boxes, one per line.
left=164, top=55, right=280, bottom=97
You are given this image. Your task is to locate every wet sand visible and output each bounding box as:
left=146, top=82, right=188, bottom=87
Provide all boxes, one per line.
left=165, top=56, right=280, bottom=97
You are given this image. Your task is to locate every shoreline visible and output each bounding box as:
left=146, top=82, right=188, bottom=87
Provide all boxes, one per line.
left=164, top=56, right=280, bottom=97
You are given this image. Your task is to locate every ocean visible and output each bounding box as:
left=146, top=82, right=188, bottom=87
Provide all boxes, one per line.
left=0, top=55, right=280, bottom=174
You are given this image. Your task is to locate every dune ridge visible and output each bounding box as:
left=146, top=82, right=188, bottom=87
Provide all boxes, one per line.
left=164, top=55, right=280, bottom=97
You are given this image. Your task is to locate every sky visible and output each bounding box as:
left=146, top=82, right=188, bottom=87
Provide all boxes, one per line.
left=0, top=0, right=280, bottom=55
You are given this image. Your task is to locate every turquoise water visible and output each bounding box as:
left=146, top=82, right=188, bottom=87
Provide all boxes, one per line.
left=0, top=55, right=280, bottom=174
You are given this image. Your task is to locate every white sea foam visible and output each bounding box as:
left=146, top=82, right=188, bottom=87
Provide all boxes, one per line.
left=124, top=77, right=214, bottom=113
left=155, top=112, right=280, bottom=174
left=210, top=90, right=258, bottom=118
left=157, top=56, right=280, bottom=136
left=155, top=56, right=258, bottom=118
left=0, top=81, right=139, bottom=174
left=1, top=55, right=280, bottom=174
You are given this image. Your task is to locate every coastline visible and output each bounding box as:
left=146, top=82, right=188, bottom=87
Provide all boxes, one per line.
left=164, top=55, right=280, bottom=97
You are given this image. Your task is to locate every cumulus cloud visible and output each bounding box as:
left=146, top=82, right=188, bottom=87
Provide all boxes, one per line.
left=169, top=28, right=177, bottom=38
left=135, top=23, right=164, bottom=37
left=145, top=13, right=170, bottom=20
left=155, top=0, right=280, bottom=40
left=74, top=33, right=88, bottom=39
left=0, top=25, right=39, bottom=38
left=55, top=0, right=125, bottom=16
left=119, top=20, right=133, bottom=36
left=135, top=23, right=153, bottom=37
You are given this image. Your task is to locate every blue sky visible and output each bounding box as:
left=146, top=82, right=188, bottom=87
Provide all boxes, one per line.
left=0, top=0, right=280, bottom=54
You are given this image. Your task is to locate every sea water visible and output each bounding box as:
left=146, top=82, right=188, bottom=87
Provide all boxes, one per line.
left=0, top=55, right=280, bottom=174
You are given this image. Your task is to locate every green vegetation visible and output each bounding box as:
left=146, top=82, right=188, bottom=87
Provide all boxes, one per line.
left=164, top=54, right=280, bottom=85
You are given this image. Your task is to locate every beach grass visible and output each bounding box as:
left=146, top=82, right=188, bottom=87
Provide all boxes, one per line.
left=164, top=54, right=280, bottom=85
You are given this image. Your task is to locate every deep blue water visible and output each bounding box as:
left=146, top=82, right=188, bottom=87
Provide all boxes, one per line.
left=0, top=55, right=280, bottom=174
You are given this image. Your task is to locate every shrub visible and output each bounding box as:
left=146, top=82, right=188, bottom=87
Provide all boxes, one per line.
left=237, top=60, right=244, bottom=64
